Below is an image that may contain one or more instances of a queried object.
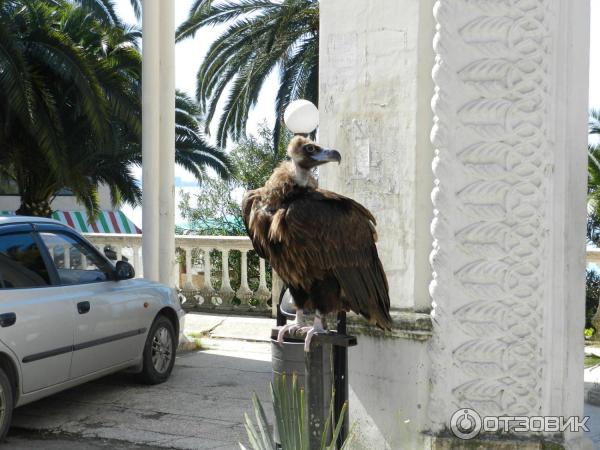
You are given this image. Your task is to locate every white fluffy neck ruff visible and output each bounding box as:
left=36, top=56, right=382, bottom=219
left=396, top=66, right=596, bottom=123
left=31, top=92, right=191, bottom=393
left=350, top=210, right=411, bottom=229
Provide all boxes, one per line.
left=292, top=161, right=311, bottom=187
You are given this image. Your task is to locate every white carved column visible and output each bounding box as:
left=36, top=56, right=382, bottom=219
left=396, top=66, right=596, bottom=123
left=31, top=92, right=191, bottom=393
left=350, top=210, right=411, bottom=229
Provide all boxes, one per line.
left=429, top=0, right=590, bottom=448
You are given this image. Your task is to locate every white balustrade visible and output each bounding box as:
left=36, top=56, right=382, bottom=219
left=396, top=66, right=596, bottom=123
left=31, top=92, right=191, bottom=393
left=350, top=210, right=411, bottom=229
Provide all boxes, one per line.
left=237, top=250, right=253, bottom=303
left=83, top=233, right=275, bottom=315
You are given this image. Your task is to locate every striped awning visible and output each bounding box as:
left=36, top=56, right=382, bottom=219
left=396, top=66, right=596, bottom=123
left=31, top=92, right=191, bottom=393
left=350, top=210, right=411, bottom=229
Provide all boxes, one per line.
left=0, top=209, right=140, bottom=234
left=51, top=210, right=141, bottom=234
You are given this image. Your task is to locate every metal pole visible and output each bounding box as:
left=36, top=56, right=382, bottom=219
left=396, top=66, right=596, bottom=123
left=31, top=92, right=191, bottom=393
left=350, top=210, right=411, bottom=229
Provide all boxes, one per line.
left=276, top=285, right=287, bottom=326
left=334, top=312, right=349, bottom=449
left=305, top=343, right=332, bottom=449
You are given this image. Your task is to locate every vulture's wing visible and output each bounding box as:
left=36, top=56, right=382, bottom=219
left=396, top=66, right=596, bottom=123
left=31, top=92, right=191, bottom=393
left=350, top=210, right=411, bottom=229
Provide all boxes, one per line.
left=241, top=189, right=269, bottom=259
left=283, top=189, right=392, bottom=330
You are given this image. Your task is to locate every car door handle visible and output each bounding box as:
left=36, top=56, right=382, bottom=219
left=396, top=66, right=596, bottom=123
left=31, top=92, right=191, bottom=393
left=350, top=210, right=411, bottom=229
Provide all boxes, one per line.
left=0, top=313, right=16, bottom=327
left=77, top=301, right=90, bottom=314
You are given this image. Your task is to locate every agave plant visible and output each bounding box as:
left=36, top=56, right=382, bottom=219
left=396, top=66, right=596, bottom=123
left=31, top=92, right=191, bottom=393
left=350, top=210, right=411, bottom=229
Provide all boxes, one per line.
left=241, top=373, right=353, bottom=450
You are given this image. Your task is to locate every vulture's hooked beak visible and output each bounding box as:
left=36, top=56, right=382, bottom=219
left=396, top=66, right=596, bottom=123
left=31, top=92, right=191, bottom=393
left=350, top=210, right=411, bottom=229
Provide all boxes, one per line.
left=310, top=148, right=342, bottom=165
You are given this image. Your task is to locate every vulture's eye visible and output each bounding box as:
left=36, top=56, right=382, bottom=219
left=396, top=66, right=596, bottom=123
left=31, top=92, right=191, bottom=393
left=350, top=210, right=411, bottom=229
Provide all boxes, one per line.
left=304, top=144, right=316, bottom=154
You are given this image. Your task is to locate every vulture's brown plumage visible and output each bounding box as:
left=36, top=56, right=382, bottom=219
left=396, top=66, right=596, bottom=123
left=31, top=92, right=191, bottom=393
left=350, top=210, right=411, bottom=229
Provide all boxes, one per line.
left=242, top=136, right=392, bottom=342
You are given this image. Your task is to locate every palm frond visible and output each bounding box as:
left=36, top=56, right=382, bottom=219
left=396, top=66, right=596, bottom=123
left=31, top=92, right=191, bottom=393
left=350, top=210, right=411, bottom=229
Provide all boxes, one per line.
left=182, top=0, right=319, bottom=146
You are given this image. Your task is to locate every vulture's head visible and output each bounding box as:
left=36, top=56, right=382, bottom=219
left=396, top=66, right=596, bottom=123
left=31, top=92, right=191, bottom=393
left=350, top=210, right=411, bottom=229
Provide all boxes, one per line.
left=287, top=136, right=341, bottom=170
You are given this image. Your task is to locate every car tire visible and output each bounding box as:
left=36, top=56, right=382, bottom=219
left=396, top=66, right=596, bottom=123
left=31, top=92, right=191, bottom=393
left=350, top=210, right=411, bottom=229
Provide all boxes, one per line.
left=137, top=315, right=177, bottom=385
left=0, top=367, right=14, bottom=440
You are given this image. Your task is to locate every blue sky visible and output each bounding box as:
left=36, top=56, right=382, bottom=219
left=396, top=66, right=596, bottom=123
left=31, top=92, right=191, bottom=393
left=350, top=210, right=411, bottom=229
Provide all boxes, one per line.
left=116, top=0, right=599, bottom=228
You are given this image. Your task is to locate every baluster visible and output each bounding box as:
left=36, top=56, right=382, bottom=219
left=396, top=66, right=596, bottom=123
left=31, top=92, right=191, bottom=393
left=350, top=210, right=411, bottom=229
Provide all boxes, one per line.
left=184, top=248, right=194, bottom=289
left=219, top=249, right=235, bottom=306
left=236, top=250, right=253, bottom=305
left=201, top=248, right=215, bottom=307
left=81, top=253, right=88, bottom=270
left=63, top=245, right=71, bottom=269
left=133, top=245, right=141, bottom=277
left=271, top=270, right=283, bottom=318
left=255, top=258, right=271, bottom=306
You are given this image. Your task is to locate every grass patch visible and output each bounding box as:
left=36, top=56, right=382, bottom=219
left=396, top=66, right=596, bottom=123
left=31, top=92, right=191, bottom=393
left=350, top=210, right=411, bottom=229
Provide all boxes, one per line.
left=585, top=354, right=600, bottom=367
left=187, top=331, right=210, bottom=339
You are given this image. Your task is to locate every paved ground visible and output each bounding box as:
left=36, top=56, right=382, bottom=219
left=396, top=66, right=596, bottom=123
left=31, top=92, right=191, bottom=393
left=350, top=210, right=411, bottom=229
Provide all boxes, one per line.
left=7, top=313, right=276, bottom=449
left=9, top=316, right=600, bottom=449
left=584, top=348, right=600, bottom=448
left=6, top=428, right=165, bottom=449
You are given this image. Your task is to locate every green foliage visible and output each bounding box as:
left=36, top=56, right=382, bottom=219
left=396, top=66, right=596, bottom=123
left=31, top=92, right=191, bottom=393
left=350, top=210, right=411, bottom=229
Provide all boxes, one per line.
left=176, top=0, right=319, bottom=147
left=179, top=125, right=285, bottom=305
left=240, top=373, right=353, bottom=450
left=587, top=269, right=600, bottom=329
left=585, top=354, right=600, bottom=368
left=588, top=110, right=600, bottom=245
left=0, top=0, right=230, bottom=218
left=179, top=124, right=286, bottom=236
left=585, top=328, right=595, bottom=339
left=230, top=125, right=290, bottom=190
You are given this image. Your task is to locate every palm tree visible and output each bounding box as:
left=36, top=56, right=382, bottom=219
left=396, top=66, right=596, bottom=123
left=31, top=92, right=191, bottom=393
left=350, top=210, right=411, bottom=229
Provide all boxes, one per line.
left=176, top=0, right=319, bottom=148
left=60, top=0, right=142, bottom=26
left=588, top=109, right=600, bottom=245
left=0, top=0, right=230, bottom=218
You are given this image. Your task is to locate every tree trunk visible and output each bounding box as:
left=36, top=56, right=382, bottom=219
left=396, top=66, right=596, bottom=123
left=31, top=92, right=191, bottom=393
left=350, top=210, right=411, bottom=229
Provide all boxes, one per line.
left=16, top=199, right=53, bottom=218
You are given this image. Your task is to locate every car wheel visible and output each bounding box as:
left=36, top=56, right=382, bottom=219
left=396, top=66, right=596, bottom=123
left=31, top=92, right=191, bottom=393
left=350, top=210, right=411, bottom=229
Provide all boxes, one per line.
left=137, top=315, right=176, bottom=385
left=0, top=367, right=14, bottom=440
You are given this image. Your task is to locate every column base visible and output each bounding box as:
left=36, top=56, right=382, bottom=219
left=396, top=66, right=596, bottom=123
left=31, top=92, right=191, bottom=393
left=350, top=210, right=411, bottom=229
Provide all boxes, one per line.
left=425, top=435, right=593, bottom=450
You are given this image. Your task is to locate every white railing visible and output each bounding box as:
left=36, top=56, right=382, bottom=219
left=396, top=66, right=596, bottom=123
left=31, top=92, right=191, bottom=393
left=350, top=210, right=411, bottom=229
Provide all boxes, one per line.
left=84, top=233, right=276, bottom=316
left=588, top=249, right=600, bottom=265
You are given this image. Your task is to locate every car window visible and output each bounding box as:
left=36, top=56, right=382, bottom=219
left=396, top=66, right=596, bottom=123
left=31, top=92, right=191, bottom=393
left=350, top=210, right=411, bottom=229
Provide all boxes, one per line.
left=39, top=232, right=114, bottom=285
left=0, top=233, right=50, bottom=289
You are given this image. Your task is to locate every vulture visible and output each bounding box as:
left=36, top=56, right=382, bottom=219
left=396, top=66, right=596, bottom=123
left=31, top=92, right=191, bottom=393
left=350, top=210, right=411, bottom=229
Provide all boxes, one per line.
left=242, top=136, right=392, bottom=350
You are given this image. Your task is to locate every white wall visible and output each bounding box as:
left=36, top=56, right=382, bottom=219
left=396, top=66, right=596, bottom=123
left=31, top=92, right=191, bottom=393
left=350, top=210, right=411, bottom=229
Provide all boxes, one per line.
left=319, top=0, right=435, bottom=312
left=319, top=0, right=435, bottom=447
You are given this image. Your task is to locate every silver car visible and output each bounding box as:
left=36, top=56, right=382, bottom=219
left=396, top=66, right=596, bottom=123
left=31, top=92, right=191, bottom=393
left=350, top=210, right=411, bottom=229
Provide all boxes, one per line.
left=0, top=216, right=185, bottom=439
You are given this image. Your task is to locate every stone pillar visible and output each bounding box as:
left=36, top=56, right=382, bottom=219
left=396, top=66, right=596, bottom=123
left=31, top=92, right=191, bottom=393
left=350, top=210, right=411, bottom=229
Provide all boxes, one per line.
left=158, top=0, right=176, bottom=286
left=320, top=0, right=435, bottom=447
left=428, top=0, right=590, bottom=448
left=141, top=0, right=160, bottom=282
left=320, top=0, right=590, bottom=448
left=319, top=0, right=435, bottom=312
left=142, top=0, right=176, bottom=285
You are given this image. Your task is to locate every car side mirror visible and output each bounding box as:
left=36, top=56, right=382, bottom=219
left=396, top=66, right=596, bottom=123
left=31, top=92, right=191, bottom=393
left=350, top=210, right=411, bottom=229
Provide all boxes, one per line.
left=115, top=261, right=135, bottom=280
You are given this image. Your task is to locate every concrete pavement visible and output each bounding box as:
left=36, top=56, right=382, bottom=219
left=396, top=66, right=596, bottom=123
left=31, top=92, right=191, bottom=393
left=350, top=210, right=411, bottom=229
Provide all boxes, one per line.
left=6, top=429, right=165, bottom=449
left=8, top=313, right=276, bottom=449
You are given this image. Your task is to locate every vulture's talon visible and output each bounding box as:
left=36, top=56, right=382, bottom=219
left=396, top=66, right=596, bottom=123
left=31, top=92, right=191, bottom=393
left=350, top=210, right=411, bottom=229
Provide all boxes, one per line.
left=304, top=314, right=326, bottom=352
left=277, top=322, right=305, bottom=343
left=277, top=310, right=307, bottom=343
